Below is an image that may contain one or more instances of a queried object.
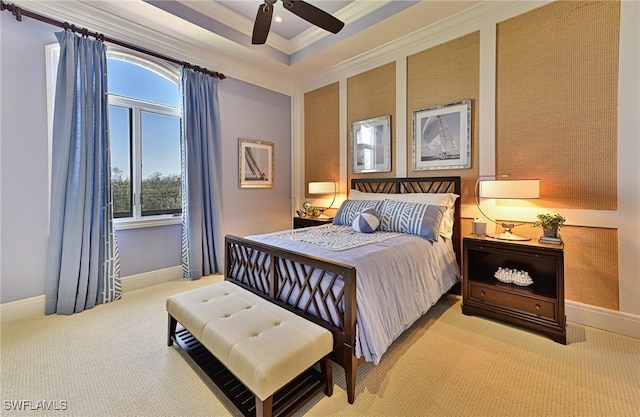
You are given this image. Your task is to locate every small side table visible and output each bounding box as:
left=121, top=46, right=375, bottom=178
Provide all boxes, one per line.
left=462, top=235, right=566, bottom=344
left=293, top=217, right=333, bottom=229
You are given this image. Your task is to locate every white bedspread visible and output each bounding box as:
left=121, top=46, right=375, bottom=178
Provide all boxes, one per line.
left=246, top=225, right=460, bottom=365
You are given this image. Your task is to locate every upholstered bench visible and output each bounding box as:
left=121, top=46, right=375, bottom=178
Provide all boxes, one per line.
left=167, top=280, right=333, bottom=417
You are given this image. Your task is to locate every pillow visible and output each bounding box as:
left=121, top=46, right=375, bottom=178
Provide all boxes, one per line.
left=352, top=208, right=380, bottom=233
left=333, top=199, right=384, bottom=226
left=349, top=189, right=458, bottom=239
left=378, top=199, right=446, bottom=242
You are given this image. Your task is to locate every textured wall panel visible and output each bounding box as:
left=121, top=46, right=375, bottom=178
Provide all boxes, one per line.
left=406, top=32, right=480, bottom=205
left=563, top=226, right=619, bottom=310
left=495, top=223, right=619, bottom=310
left=496, top=1, right=620, bottom=210
left=304, top=83, right=340, bottom=198
left=347, top=62, right=396, bottom=183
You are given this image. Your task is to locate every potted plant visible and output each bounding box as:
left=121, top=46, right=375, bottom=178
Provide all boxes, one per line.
left=533, top=213, right=566, bottom=238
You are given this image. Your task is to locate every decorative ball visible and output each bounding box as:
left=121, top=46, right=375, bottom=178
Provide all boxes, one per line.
left=352, top=208, right=380, bottom=233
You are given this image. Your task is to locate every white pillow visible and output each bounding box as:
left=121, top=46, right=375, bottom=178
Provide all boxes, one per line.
left=349, top=189, right=458, bottom=239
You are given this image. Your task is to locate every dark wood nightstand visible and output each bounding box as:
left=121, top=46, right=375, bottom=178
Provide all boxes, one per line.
left=462, top=235, right=566, bottom=344
left=293, top=216, right=333, bottom=229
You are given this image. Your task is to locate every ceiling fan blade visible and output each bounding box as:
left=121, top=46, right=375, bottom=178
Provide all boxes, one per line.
left=252, top=3, right=274, bottom=45
left=282, top=0, right=345, bottom=34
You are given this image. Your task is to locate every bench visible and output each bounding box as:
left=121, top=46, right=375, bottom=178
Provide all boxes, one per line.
left=167, top=280, right=334, bottom=417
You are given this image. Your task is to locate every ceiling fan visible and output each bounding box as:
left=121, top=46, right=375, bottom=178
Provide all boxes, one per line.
left=252, top=0, right=345, bottom=45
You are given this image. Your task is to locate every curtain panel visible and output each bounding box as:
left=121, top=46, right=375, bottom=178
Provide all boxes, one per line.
left=45, top=31, right=121, bottom=315
left=180, top=68, right=225, bottom=279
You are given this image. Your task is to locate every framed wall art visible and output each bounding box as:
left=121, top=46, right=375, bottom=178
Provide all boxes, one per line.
left=412, top=99, right=471, bottom=170
left=238, top=139, right=274, bottom=188
left=350, top=115, right=391, bottom=173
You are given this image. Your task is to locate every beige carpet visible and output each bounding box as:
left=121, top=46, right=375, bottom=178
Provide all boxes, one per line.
left=1, top=275, right=639, bottom=417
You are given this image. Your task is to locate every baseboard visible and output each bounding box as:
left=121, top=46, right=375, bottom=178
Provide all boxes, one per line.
left=0, top=266, right=183, bottom=323
left=0, top=295, right=46, bottom=323
left=566, top=301, right=640, bottom=339
left=120, top=265, right=183, bottom=293
left=3, top=285, right=638, bottom=340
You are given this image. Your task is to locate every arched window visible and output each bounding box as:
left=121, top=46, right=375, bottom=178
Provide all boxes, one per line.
left=46, top=46, right=182, bottom=227
left=107, top=53, right=182, bottom=220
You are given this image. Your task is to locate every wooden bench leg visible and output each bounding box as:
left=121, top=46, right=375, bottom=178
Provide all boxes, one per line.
left=320, top=356, right=333, bottom=397
left=167, top=314, right=177, bottom=346
left=255, top=395, right=273, bottom=417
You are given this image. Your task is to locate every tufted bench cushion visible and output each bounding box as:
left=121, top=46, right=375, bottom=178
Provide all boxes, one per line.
left=167, top=280, right=333, bottom=410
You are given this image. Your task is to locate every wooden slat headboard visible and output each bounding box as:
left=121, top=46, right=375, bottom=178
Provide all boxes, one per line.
left=350, top=176, right=462, bottom=265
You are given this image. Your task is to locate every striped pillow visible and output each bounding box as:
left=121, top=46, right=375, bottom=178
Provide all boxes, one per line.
left=333, top=200, right=383, bottom=226
left=378, top=200, right=446, bottom=241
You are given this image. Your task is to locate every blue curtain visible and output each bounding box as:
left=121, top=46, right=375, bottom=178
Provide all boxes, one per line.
left=45, top=31, right=121, bottom=315
left=180, top=68, right=224, bottom=279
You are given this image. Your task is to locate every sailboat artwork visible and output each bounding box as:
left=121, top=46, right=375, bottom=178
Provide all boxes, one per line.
left=244, top=147, right=268, bottom=181
left=421, top=114, right=459, bottom=161
left=239, top=139, right=274, bottom=188
left=412, top=99, right=471, bottom=170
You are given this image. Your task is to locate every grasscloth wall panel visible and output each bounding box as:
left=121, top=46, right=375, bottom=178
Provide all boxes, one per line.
left=304, top=83, right=340, bottom=198
left=347, top=62, right=396, bottom=183
left=498, top=223, right=620, bottom=311
left=406, top=32, right=480, bottom=205
left=496, top=1, right=620, bottom=210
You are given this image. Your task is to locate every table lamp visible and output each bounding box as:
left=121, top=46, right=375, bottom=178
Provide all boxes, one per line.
left=476, top=178, right=540, bottom=241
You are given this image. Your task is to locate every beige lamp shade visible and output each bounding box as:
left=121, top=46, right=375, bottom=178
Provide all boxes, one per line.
left=479, top=179, right=540, bottom=199
left=308, top=181, right=336, bottom=195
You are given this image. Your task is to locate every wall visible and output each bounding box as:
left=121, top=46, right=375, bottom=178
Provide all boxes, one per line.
left=0, top=13, right=292, bottom=305
left=293, top=1, right=639, bottom=337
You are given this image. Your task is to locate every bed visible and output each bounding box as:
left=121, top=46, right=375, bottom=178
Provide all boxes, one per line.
left=224, top=176, right=461, bottom=404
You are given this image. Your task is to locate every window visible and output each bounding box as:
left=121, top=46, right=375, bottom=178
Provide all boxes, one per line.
left=46, top=47, right=183, bottom=228
left=107, top=56, right=182, bottom=221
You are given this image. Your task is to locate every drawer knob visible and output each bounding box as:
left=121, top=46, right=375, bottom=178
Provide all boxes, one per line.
left=535, top=304, right=541, bottom=310
left=480, top=290, right=485, bottom=297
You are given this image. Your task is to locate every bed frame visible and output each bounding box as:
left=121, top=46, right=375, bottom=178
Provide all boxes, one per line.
left=225, top=176, right=461, bottom=404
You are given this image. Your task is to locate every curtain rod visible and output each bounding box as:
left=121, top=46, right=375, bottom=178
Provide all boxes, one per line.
left=0, top=0, right=226, bottom=80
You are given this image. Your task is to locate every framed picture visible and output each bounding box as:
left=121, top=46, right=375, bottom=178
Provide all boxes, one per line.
left=239, top=139, right=274, bottom=188
left=412, top=99, right=471, bottom=170
left=350, top=115, right=391, bottom=173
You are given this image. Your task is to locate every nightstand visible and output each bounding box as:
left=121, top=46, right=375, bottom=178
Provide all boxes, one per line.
left=462, top=235, right=566, bottom=344
left=293, top=216, right=333, bottom=229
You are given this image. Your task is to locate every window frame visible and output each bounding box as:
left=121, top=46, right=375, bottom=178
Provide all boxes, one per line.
left=108, top=95, right=182, bottom=224
left=46, top=44, right=183, bottom=231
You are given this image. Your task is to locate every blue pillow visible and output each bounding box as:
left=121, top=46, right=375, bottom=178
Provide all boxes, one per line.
left=378, top=200, right=446, bottom=241
left=352, top=209, right=380, bottom=233
left=333, top=200, right=383, bottom=225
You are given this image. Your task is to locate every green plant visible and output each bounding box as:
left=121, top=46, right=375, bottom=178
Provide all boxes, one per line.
left=533, top=213, right=566, bottom=231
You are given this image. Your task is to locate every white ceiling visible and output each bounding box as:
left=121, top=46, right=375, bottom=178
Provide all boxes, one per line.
left=20, top=1, right=483, bottom=92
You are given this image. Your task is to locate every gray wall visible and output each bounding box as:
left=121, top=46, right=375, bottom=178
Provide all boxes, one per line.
left=0, top=13, right=292, bottom=303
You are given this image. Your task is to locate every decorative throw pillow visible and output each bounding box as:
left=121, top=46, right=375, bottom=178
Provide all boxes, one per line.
left=333, top=199, right=383, bottom=226
left=350, top=189, right=459, bottom=239
left=378, top=199, right=447, bottom=242
left=352, top=209, right=380, bottom=233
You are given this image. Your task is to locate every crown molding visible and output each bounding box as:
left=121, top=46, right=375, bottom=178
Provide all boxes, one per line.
left=19, top=0, right=294, bottom=94
left=287, top=0, right=392, bottom=54
left=295, top=1, right=553, bottom=93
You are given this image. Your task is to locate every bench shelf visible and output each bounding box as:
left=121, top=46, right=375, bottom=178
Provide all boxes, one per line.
left=174, top=327, right=328, bottom=417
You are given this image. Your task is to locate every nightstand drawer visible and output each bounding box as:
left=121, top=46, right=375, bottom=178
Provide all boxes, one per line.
left=469, top=283, right=556, bottom=320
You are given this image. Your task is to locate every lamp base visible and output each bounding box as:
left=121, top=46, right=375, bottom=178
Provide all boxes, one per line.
left=487, top=232, right=531, bottom=241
